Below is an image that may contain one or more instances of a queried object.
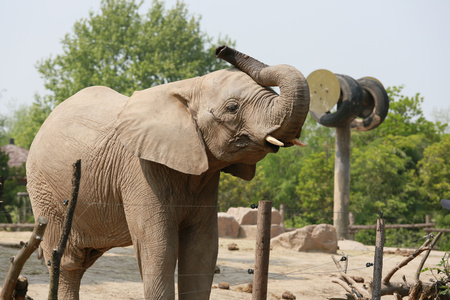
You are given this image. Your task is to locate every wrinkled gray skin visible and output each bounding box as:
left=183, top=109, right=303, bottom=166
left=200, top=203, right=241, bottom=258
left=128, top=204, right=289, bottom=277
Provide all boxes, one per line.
left=27, top=47, right=309, bottom=299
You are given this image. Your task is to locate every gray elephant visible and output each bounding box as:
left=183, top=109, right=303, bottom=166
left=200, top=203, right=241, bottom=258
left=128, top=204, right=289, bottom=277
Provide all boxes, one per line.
left=27, top=46, right=310, bottom=299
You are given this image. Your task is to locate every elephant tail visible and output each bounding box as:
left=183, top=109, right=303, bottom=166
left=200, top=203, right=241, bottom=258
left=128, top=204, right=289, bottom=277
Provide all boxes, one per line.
left=38, top=245, right=43, bottom=260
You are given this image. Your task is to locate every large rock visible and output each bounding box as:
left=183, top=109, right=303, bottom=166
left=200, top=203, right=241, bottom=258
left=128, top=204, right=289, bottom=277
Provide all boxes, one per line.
left=338, top=239, right=369, bottom=251
left=217, top=212, right=240, bottom=238
left=227, top=207, right=283, bottom=225
left=239, top=224, right=285, bottom=239
left=271, top=224, right=337, bottom=253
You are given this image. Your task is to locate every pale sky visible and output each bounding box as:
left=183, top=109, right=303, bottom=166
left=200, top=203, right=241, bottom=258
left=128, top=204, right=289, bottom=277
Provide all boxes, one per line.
left=1, top=0, right=449, bottom=120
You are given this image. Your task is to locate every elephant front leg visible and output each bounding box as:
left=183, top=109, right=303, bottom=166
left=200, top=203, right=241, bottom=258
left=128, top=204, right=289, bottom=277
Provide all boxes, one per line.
left=134, top=238, right=178, bottom=299
left=127, top=210, right=179, bottom=300
left=177, top=217, right=218, bottom=300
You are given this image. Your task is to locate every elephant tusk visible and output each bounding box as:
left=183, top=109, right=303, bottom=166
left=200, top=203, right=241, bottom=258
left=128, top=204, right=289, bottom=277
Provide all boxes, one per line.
left=291, top=138, right=307, bottom=147
left=265, top=135, right=284, bottom=147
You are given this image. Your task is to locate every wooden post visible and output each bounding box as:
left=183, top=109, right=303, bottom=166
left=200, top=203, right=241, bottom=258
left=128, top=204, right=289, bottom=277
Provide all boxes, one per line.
left=0, top=216, right=48, bottom=300
left=372, top=215, right=385, bottom=300
left=349, top=212, right=355, bottom=240
left=425, top=215, right=431, bottom=225
left=279, top=204, right=285, bottom=227
left=48, top=159, right=81, bottom=300
left=0, top=176, right=4, bottom=214
left=252, top=200, right=272, bottom=300
left=334, top=124, right=351, bottom=239
left=14, top=276, right=28, bottom=300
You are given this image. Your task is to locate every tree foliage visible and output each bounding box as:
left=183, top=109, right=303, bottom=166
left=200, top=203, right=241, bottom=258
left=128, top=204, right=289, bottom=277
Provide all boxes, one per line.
left=6, top=95, right=53, bottom=148
left=0, top=150, right=27, bottom=223
left=36, top=0, right=231, bottom=105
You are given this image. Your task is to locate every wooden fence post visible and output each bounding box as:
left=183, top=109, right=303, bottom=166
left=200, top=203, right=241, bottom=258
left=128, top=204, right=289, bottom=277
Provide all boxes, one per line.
left=48, top=159, right=81, bottom=300
left=425, top=215, right=431, bottom=225
left=349, top=212, right=355, bottom=240
left=279, top=204, right=285, bottom=228
left=252, top=200, right=272, bottom=300
left=372, top=214, right=385, bottom=300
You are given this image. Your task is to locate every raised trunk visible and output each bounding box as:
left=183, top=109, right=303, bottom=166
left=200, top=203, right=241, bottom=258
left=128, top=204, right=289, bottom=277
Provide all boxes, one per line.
left=215, top=46, right=310, bottom=145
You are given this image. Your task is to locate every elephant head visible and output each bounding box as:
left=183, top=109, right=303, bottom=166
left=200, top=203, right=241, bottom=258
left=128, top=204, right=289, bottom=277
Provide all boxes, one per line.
left=115, top=46, right=310, bottom=180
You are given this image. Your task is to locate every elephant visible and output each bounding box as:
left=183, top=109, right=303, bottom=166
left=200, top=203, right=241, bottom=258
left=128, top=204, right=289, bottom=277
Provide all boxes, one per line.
left=26, top=46, right=310, bottom=299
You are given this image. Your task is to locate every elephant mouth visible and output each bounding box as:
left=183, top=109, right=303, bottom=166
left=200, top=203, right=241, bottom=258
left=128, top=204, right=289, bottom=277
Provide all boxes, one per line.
left=266, top=142, right=280, bottom=153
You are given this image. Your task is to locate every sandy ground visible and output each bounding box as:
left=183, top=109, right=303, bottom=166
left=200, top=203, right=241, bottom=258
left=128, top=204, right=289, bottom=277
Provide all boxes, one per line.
left=0, top=231, right=445, bottom=300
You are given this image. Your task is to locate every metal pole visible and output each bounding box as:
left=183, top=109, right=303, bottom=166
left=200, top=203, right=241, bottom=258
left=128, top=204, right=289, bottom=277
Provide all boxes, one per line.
left=372, top=216, right=385, bottom=300
left=252, top=200, right=272, bottom=300
left=333, top=124, right=351, bottom=239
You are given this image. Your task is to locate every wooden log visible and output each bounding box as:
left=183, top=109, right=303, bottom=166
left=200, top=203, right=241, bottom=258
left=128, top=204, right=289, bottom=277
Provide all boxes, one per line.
left=0, top=223, right=35, bottom=229
left=349, top=223, right=434, bottom=230
left=415, top=232, right=442, bottom=281
left=14, top=276, right=28, bottom=300
left=0, top=216, right=48, bottom=300
left=48, top=159, right=81, bottom=300
left=331, top=255, right=370, bottom=299
left=0, top=176, right=4, bottom=204
left=383, top=239, right=432, bottom=285
left=252, top=200, right=272, bottom=300
left=425, top=228, right=450, bottom=233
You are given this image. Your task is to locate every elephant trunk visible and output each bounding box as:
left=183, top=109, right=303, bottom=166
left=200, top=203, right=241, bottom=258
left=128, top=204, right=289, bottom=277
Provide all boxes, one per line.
left=215, top=46, right=310, bottom=146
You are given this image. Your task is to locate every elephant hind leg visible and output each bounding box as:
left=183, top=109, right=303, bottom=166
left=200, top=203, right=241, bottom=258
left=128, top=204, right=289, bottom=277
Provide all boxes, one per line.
left=58, top=266, right=85, bottom=299
left=56, top=247, right=107, bottom=299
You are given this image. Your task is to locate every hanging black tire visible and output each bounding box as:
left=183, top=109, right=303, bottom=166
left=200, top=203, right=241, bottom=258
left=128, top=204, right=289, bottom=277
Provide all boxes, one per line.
left=310, top=74, right=363, bottom=128
left=350, top=78, right=389, bottom=131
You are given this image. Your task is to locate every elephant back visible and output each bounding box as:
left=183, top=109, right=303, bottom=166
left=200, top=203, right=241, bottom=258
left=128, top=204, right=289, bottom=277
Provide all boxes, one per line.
left=27, top=86, right=129, bottom=205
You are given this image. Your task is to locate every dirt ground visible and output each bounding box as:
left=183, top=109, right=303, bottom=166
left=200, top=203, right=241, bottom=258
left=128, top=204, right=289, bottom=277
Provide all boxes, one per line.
left=0, top=231, right=445, bottom=299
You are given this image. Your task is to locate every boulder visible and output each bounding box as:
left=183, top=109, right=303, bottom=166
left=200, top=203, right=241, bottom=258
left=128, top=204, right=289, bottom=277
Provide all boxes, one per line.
left=227, top=207, right=283, bottom=225
left=217, top=212, right=240, bottom=238
left=227, top=207, right=257, bottom=225
left=239, top=224, right=285, bottom=239
left=338, top=239, right=369, bottom=251
left=271, top=224, right=337, bottom=253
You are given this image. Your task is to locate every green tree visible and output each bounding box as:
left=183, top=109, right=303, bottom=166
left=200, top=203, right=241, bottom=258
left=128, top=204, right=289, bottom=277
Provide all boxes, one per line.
left=419, top=134, right=450, bottom=249
left=37, top=0, right=232, bottom=106
left=295, top=151, right=334, bottom=225
left=431, top=107, right=450, bottom=134
left=218, top=165, right=268, bottom=212
left=0, top=149, right=27, bottom=223
left=419, top=134, right=450, bottom=203
left=0, top=114, right=7, bottom=146
left=348, top=87, right=447, bottom=247
left=6, top=95, right=53, bottom=148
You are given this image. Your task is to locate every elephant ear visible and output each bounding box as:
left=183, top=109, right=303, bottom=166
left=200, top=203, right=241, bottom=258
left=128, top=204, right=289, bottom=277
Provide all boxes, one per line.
left=115, top=84, right=208, bottom=175
left=222, top=163, right=256, bottom=181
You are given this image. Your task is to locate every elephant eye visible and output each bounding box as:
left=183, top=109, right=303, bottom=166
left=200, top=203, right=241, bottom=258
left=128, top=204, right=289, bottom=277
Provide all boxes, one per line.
left=225, top=102, right=239, bottom=114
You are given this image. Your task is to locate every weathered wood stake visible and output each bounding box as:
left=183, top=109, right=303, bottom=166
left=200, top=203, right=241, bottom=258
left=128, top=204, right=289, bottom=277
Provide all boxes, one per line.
left=279, top=204, right=285, bottom=228
left=0, top=216, right=48, bottom=300
left=48, top=159, right=81, bottom=300
left=252, top=200, right=272, bottom=300
left=372, top=215, right=385, bottom=300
